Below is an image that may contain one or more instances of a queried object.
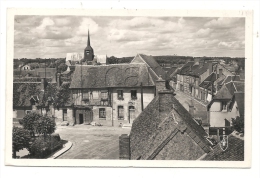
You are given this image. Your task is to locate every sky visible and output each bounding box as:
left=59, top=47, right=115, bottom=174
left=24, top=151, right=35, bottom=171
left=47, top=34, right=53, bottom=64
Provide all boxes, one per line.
left=14, top=16, right=245, bottom=58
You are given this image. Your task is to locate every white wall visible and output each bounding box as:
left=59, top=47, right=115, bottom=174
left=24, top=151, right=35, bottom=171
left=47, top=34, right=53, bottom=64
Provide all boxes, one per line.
left=209, top=101, right=239, bottom=127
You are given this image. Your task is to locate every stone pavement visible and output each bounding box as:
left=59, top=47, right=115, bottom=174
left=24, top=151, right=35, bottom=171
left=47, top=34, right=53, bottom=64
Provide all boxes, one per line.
left=56, top=125, right=131, bottom=159
left=174, top=91, right=209, bottom=126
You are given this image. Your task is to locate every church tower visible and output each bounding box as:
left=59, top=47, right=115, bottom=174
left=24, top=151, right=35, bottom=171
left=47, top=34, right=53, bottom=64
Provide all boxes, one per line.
left=83, top=29, right=94, bottom=62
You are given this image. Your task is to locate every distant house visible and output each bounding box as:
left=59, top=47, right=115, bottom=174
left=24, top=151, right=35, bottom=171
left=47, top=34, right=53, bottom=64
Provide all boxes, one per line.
left=95, top=55, right=107, bottom=65
left=207, top=81, right=244, bottom=135
left=129, top=82, right=212, bottom=160
left=20, top=64, right=31, bottom=71
left=199, top=63, right=235, bottom=102
left=176, top=59, right=214, bottom=102
left=69, top=63, right=157, bottom=126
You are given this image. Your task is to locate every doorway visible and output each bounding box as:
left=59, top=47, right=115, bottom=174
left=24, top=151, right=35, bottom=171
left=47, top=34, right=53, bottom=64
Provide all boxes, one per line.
left=128, top=106, right=135, bottom=123
left=79, top=114, right=83, bottom=124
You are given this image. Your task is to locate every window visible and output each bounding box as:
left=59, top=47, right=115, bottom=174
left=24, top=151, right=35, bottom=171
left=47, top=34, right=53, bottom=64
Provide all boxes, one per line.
left=118, top=106, right=124, bottom=119
left=63, top=109, right=67, bottom=121
left=25, top=110, right=31, bottom=115
left=82, top=90, right=89, bottom=100
left=101, top=92, right=108, bottom=100
left=117, top=90, right=124, bottom=100
left=221, top=101, right=227, bottom=111
left=131, top=90, right=137, bottom=100
left=99, top=108, right=106, bottom=119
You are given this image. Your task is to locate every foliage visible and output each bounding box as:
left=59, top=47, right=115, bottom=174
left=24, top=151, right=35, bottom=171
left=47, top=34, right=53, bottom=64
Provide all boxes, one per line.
left=107, top=56, right=133, bottom=64
left=57, top=63, right=68, bottom=73
left=34, top=116, right=56, bottom=137
left=28, top=135, right=63, bottom=158
left=22, top=112, right=42, bottom=136
left=54, top=82, right=71, bottom=108
left=232, top=116, right=244, bottom=133
left=29, top=63, right=40, bottom=70
left=12, top=127, right=31, bottom=158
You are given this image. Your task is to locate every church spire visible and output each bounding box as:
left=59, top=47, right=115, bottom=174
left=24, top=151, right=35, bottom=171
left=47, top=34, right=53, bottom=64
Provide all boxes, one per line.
left=87, top=29, right=90, bottom=46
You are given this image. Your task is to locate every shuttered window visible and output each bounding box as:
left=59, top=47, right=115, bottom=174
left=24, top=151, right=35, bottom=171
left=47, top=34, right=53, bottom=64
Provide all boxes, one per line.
left=118, top=106, right=124, bottom=119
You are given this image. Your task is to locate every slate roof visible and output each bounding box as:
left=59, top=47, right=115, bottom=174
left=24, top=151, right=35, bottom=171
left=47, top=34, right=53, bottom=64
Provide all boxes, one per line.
left=70, top=63, right=155, bottom=89
left=207, top=81, right=245, bottom=110
left=178, top=61, right=195, bottom=75
left=138, top=54, right=168, bottom=80
left=199, top=72, right=218, bottom=89
left=203, top=134, right=244, bottom=161
left=130, top=90, right=211, bottom=160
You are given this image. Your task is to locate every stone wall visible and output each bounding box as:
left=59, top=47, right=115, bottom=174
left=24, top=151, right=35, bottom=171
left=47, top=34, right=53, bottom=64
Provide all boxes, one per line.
left=119, top=134, right=130, bottom=159
left=111, top=87, right=155, bottom=123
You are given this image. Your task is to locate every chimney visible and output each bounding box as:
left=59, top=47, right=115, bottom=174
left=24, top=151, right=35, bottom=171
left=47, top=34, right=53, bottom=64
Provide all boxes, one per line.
left=57, top=73, right=61, bottom=88
left=156, top=76, right=166, bottom=95
left=158, top=90, right=176, bottom=120
left=119, top=134, right=130, bottom=160
left=219, top=68, right=223, bottom=78
left=208, top=61, right=213, bottom=74
left=41, top=78, right=46, bottom=91
left=188, top=99, right=195, bottom=117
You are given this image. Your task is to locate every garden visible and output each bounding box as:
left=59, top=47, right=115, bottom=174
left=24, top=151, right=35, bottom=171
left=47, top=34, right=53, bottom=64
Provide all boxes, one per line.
left=12, top=112, right=67, bottom=159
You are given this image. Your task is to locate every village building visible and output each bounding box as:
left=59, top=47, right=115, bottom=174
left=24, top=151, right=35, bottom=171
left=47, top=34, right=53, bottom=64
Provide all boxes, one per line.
left=207, top=81, right=244, bottom=135
left=69, top=63, right=156, bottom=126
left=123, top=80, right=213, bottom=160
left=176, top=59, right=214, bottom=102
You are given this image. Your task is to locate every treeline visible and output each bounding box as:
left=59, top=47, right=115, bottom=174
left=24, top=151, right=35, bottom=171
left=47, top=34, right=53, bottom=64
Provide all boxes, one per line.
left=154, top=56, right=194, bottom=66
left=13, top=58, right=67, bottom=73
left=107, top=56, right=133, bottom=64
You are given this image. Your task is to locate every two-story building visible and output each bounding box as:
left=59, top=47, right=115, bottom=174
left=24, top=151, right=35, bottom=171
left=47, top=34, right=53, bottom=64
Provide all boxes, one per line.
left=207, top=81, right=244, bottom=136
left=69, top=63, right=157, bottom=126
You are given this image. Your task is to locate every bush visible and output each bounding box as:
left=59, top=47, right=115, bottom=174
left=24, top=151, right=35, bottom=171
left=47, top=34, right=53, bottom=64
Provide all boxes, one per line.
left=232, top=116, right=244, bottom=133
left=22, top=112, right=41, bottom=136
left=34, top=116, right=56, bottom=137
left=12, top=127, right=31, bottom=158
left=29, top=135, right=63, bottom=158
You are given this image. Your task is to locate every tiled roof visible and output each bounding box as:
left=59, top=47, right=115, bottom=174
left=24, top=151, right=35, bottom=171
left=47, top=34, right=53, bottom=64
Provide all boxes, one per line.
left=199, top=72, right=218, bottom=89
left=130, top=91, right=211, bottom=160
left=70, top=63, right=155, bottom=89
left=138, top=54, right=168, bottom=80
left=203, top=134, right=244, bottom=161
left=211, top=85, right=233, bottom=100
left=179, top=61, right=195, bottom=75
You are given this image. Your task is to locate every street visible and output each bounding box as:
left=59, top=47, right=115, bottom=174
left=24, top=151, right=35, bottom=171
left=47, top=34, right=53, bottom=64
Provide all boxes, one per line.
left=174, top=91, right=209, bottom=126
left=56, top=125, right=130, bottom=159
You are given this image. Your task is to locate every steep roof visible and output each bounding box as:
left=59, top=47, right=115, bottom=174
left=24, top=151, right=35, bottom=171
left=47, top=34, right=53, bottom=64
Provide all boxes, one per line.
left=131, top=54, right=167, bottom=80
left=130, top=91, right=211, bottom=160
left=70, top=63, right=155, bottom=89
left=199, top=72, right=218, bottom=89
left=203, top=134, right=244, bottom=161
left=207, top=81, right=244, bottom=110
left=179, top=61, right=195, bottom=75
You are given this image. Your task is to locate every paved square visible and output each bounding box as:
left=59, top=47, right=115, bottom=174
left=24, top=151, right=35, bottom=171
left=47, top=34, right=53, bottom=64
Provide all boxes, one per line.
left=56, top=125, right=131, bottom=159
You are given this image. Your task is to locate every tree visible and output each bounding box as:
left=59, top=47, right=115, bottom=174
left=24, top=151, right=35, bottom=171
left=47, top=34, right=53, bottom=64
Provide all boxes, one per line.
left=232, top=116, right=244, bottom=133
left=12, top=127, right=31, bottom=158
left=57, top=63, right=68, bottom=73
left=22, top=112, right=42, bottom=137
left=34, top=116, right=56, bottom=138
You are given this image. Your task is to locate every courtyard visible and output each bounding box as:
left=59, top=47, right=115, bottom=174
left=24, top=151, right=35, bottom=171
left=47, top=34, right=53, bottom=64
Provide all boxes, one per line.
left=56, top=125, right=131, bottom=159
